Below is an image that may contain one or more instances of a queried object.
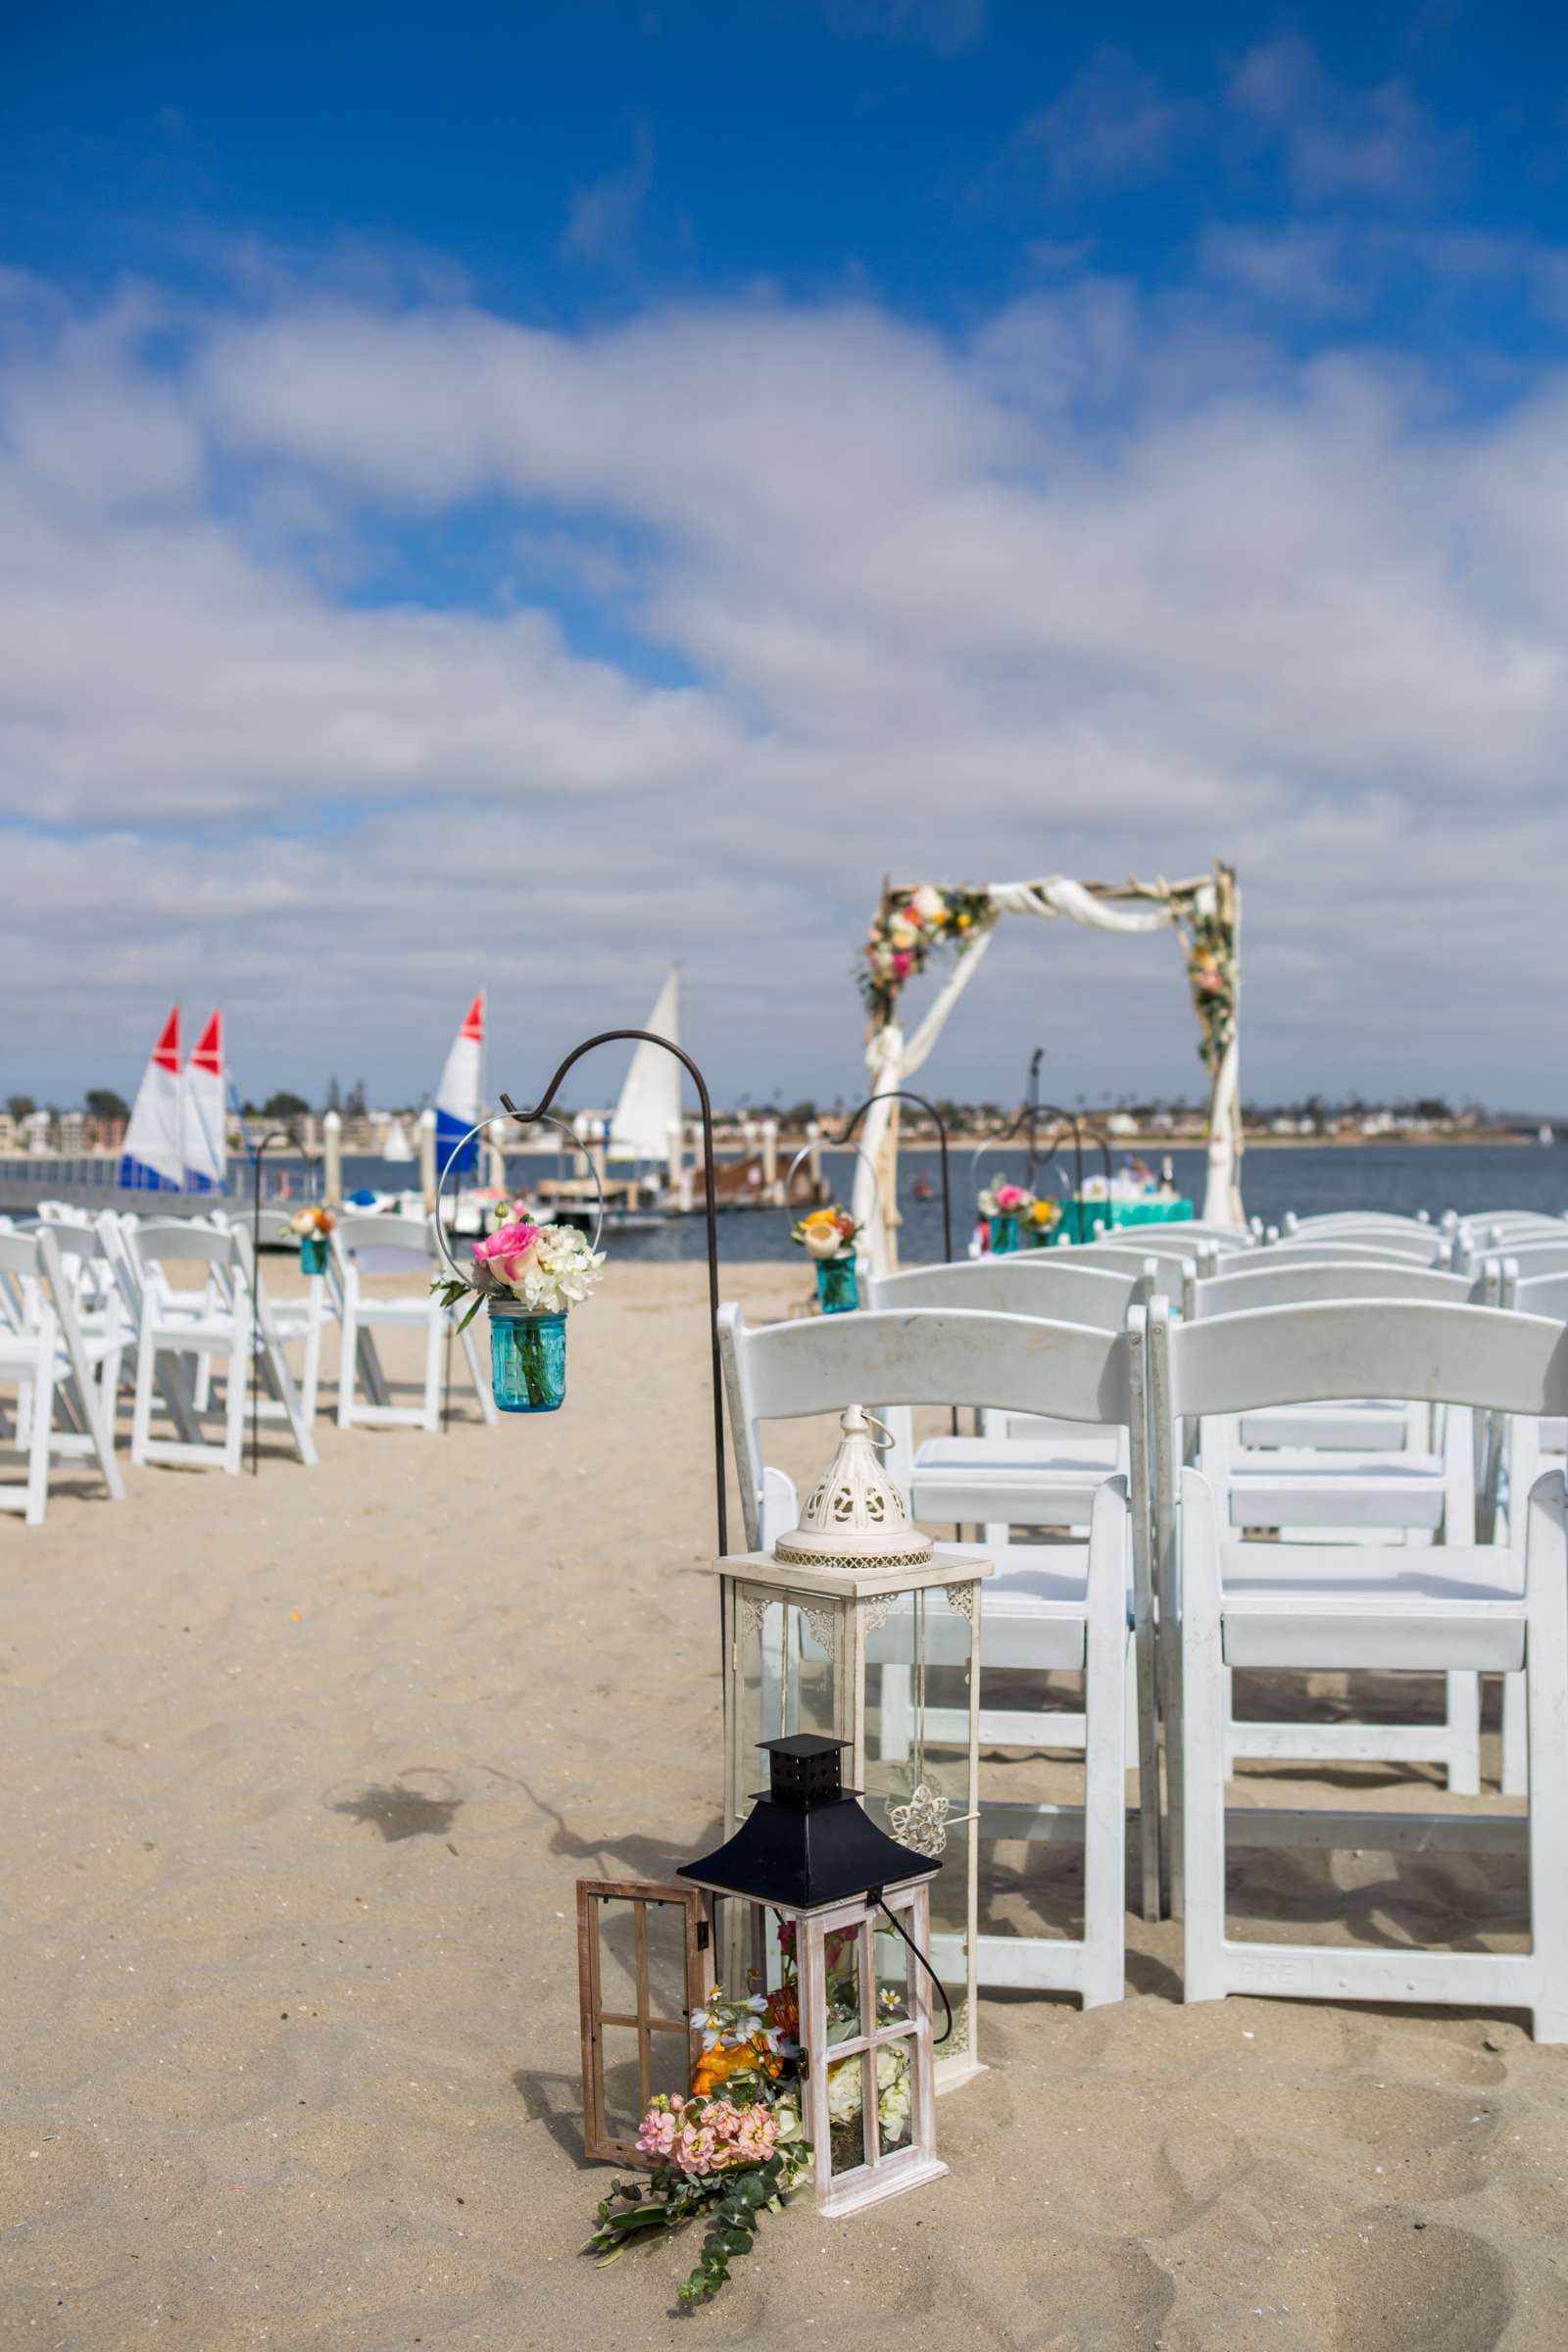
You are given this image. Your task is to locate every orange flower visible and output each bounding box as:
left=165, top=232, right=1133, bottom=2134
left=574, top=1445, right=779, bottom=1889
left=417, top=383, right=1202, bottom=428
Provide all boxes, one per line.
left=691, top=2034, right=780, bottom=2097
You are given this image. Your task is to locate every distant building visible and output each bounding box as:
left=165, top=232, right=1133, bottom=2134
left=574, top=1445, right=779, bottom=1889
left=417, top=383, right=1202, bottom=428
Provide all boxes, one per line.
left=57, top=1112, right=85, bottom=1152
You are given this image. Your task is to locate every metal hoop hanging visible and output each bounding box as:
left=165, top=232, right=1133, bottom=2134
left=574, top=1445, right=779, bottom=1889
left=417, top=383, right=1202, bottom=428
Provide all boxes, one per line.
left=431, top=1109, right=606, bottom=1288
left=781, top=1138, right=881, bottom=1237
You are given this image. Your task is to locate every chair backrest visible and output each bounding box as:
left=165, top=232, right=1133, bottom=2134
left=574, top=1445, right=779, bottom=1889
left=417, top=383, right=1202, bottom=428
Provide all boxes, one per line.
left=334, top=1211, right=435, bottom=1260
left=1509, top=1269, right=1568, bottom=1320
left=1186, top=1258, right=1481, bottom=1318
left=1244, top=1236, right=1451, bottom=1271
left=132, top=1220, right=242, bottom=1272
left=1040, top=1240, right=1207, bottom=1289
left=871, top=1255, right=1149, bottom=1332
left=1487, top=1240, right=1568, bottom=1281
left=1059, top=1226, right=1222, bottom=1262
left=1153, top=1297, right=1568, bottom=1424
left=719, top=1301, right=1138, bottom=1552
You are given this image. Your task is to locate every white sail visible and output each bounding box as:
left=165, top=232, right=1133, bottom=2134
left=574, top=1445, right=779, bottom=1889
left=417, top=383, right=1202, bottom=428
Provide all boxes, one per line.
left=119, top=1006, right=184, bottom=1191
left=182, top=1008, right=226, bottom=1192
left=611, top=967, right=682, bottom=1162
left=383, top=1117, right=415, bottom=1162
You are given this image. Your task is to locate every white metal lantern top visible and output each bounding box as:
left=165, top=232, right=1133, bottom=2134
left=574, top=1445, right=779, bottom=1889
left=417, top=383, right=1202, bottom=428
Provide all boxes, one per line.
left=774, top=1405, right=934, bottom=1572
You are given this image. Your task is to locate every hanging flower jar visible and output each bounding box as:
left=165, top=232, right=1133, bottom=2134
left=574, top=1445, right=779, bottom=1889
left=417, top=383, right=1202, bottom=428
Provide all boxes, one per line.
left=1027, top=1198, right=1060, bottom=1250
left=432, top=1219, right=605, bottom=1413
left=792, top=1204, right=862, bottom=1313
left=977, top=1176, right=1034, bottom=1256
left=289, top=1203, right=335, bottom=1276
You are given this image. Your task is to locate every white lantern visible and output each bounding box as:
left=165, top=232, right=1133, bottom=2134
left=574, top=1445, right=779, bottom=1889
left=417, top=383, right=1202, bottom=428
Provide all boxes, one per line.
left=711, top=1407, right=989, bottom=2085
left=680, top=1734, right=948, bottom=2217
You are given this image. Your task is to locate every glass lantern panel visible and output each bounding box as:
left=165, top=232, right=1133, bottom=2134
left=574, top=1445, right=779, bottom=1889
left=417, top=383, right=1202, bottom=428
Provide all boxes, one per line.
left=874, top=2038, right=915, bottom=2154
left=861, top=1584, right=976, bottom=1816
left=873, top=1922, right=910, bottom=2025
left=600, top=2026, right=646, bottom=2144
left=928, top=1810, right=973, bottom=2063
left=730, top=1589, right=849, bottom=1829
left=826, top=2049, right=867, bottom=2179
left=822, top=1922, right=862, bottom=2045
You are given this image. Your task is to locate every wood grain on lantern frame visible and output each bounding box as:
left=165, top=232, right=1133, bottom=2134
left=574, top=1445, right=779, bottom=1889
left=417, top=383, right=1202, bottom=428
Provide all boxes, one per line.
left=576, top=1879, right=709, bottom=2164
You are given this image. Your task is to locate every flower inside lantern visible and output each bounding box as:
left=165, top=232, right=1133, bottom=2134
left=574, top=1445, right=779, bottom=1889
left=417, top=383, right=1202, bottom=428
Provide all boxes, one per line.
left=431, top=1219, right=604, bottom=1412
left=791, top=1204, right=861, bottom=1313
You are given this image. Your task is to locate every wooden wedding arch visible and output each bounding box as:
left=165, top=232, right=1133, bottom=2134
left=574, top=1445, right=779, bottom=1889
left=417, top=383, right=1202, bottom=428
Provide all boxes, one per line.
left=851, top=864, right=1241, bottom=1271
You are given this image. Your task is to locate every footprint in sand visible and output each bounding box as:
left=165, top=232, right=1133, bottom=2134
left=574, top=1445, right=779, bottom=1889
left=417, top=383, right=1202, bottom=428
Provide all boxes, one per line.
left=1265, top=2216, right=1512, bottom=2351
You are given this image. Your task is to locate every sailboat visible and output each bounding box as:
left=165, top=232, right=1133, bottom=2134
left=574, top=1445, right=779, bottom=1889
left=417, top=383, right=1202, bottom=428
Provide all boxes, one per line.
left=435, top=991, right=485, bottom=1178
left=383, top=1117, right=415, bottom=1162
left=118, top=1008, right=185, bottom=1191
left=610, top=965, right=683, bottom=1180
left=183, top=1010, right=227, bottom=1193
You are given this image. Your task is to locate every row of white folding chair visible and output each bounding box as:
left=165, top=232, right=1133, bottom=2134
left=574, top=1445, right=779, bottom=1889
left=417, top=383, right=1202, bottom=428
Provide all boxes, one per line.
left=718, top=1299, right=1145, bottom=2005
left=0, top=1227, right=124, bottom=1523
left=1182, top=1257, right=1494, bottom=1794
left=1150, top=1294, right=1568, bottom=2041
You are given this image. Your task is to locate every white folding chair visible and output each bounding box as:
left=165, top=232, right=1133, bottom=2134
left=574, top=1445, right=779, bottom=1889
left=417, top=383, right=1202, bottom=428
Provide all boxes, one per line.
left=1182, top=1258, right=1497, bottom=1793
left=1150, top=1295, right=1568, bottom=2039
left=0, top=1227, right=124, bottom=1523
left=720, top=1299, right=1146, bottom=2000
left=130, top=1221, right=314, bottom=1472
left=335, top=1213, right=496, bottom=1431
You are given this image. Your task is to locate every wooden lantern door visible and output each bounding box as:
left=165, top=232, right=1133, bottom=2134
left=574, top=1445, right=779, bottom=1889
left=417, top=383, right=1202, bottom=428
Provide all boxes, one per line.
left=576, top=1879, right=709, bottom=2164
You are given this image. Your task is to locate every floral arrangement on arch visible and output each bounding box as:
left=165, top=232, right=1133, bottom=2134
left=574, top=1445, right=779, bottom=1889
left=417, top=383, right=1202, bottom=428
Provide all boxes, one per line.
left=1174, top=886, right=1238, bottom=1074
left=858, top=881, right=996, bottom=1028
left=792, top=1204, right=860, bottom=1261
left=431, top=1219, right=605, bottom=1328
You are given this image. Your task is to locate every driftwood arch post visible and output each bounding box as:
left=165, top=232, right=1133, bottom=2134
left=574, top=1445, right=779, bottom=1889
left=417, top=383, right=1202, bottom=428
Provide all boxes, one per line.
left=852, top=865, right=1240, bottom=1273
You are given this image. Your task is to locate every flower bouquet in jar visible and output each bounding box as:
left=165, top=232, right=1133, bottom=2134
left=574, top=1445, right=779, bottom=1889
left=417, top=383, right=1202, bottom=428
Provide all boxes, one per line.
left=792, top=1204, right=862, bottom=1313
left=976, top=1176, right=1034, bottom=1255
left=431, top=1218, right=604, bottom=1413
left=287, top=1204, right=336, bottom=1276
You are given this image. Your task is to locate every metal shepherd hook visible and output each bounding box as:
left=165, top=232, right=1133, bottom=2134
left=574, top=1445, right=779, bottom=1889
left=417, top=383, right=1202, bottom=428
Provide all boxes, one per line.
left=501, top=1031, right=728, bottom=1556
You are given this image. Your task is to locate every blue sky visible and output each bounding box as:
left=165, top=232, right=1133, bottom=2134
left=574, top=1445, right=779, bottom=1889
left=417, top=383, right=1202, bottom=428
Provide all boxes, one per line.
left=5, top=2, right=1568, bottom=1107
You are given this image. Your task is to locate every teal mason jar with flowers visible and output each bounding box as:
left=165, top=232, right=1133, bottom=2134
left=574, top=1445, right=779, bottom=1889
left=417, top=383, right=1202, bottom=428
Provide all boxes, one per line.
left=977, top=1175, right=1035, bottom=1258
left=432, top=1214, right=606, bottom=1415
left=289, top=1205, right=336, bottom=1276
left=792, top=1203, right=862, bottom=1314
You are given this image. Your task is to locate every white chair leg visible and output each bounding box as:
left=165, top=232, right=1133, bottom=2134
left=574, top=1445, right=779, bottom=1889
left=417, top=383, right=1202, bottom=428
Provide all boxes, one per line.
left=420, top=1311, right=443, bottom=1433
left=1501, top=1672, right=1529, bottom=1797
left=1525, top=1477, right=1568, bottom=2041
left=130, top=1323, right=157, bottom=1466
left=1178, top=1469, right=1227, bottom=2004
left=337, top=1295, right=359, bottom=1428
left=1079, top=1487, right=1128, bottom=2008
left=458, top=1310, right=499, bottom=1427
left=222, top=1330, right=247, bottom=1473
left=1445, top=1671, right=1482, bottom=1796
left=300, top=1289, right=323, bottom=1429
left=24, top=1357, right=56, bottom=1525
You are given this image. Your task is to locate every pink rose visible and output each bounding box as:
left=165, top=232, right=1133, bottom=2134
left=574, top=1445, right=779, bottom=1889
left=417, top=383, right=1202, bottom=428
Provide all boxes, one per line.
left=995, top=1184, right=1028, bottom=1212
left=893, top=952, right=912, bottom=978
left=471, top=1221, right=542, bottom=1286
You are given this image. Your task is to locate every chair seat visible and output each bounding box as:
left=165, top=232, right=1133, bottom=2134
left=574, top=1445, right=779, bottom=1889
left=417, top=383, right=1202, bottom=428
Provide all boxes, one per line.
left=1224, top=1450, right=1446, bottom=1529
left=352, top=1295, right=441, bottom=1324
left=912, top=1437, right=1119, bottom=1526
left=1219, top=1541, right=1525, bottom=1671
left=147, top=1314, right=245, bottom=1349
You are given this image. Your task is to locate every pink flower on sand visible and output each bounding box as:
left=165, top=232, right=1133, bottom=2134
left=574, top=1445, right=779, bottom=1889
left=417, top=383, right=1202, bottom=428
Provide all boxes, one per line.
left=472, top=1221, right=542, bottom=1287
left=994, top=1184, right=1029, bottom=1212
left=636, top=2106, right=679, bottom=2161
left=675, top=2124, right=723, bottom=2175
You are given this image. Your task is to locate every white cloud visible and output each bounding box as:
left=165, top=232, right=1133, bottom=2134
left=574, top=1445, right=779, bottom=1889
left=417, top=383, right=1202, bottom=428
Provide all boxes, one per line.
left=561, top=125, right=656, bottom=264
left=5, top=261, right=1568, bottom=1105
left=1021, top=48, right=1191, bottom=195
left=1227, top=36, right=1452, bottom=203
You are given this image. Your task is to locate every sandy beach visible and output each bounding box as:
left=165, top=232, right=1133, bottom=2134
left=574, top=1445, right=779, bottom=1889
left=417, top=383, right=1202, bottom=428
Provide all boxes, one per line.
left=5, top=1260, right=1568, bottom=2351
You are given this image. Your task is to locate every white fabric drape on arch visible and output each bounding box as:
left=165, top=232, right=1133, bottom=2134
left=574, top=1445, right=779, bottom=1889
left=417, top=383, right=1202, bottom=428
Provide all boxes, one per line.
left=852, top=874, right=1242, bottom=1273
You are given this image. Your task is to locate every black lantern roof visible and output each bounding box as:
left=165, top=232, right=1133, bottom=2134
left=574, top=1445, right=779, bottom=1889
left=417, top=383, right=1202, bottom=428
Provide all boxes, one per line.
left=678, top=1735, right=939, bottom=1912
